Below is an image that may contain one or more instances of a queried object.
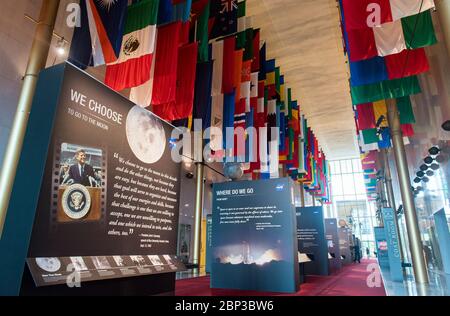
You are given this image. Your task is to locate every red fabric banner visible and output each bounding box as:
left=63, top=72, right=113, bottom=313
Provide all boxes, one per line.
left=151, top=22, right=182, bottom=106
left=153, top=43, right=198, bottom=121
left=356, top=103, right=376, bottom=130
left=385, top=48, right=430, bottom=80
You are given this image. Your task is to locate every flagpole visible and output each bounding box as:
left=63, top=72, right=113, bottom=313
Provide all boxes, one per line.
left=0, top=0, right=60, bottom=237
left=386, top=98, right=428, bottom=284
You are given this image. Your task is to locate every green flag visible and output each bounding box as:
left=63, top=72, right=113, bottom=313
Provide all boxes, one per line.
left=397, top=96, right=416, bottom=124
left=351, top=76, right=421, bottom=105
left=362, top=129, right=379, bottom=145
left=402, top=10, right=437, bottom=49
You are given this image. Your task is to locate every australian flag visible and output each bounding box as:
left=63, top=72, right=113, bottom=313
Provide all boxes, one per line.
left=69, top=0, right=128, bottom=69
left=209, top=0, right=238, bottom=40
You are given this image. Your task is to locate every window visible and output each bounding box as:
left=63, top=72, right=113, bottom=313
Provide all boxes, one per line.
left=329, top=159, right=377, bottom=251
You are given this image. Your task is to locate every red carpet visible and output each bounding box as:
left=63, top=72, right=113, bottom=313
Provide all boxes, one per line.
left=175, top=259, right=386, bottom=296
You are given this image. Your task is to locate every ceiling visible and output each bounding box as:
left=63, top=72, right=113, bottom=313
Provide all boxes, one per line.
left=247, top=0, right=359, bottom=160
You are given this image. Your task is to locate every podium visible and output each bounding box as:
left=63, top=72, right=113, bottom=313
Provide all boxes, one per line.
left=57, top=186, right=102, bottom=223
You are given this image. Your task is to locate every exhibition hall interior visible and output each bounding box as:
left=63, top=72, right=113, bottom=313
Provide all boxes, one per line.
left=0, top=0, right=449, bottom=298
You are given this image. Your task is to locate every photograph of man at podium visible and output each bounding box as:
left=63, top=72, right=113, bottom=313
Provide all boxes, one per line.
left=57, top=144, right=103, bottom=223
left=68, top=149, right=99, bottom=187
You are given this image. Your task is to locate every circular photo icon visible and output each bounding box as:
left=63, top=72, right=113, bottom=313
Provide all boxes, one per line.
left=35, top=257, right=61, bottom=273
left=126, top=106, right=166, bottom=164
left=62, top=184, right=92, bottom=220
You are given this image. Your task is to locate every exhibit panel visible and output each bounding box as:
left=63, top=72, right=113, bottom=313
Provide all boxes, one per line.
left=433, top=209, right=450, bottom=275
left=338, top=227, right=352, bottom=266
left=1, top=63, right=185, bottom=295
left=325, top=219, right=342, bottom=274
left=211, top=178, right=300, bottom=293
left=296, top=207, right=330, bottom=276
left=374, top=227, right=390, bottom=269
left=381, top=208, right=403, bottom=282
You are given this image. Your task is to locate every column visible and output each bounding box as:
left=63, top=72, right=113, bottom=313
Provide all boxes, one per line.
left=0, top=0, right=60, bottom=236
left=386, top=98, right=428, bottom=284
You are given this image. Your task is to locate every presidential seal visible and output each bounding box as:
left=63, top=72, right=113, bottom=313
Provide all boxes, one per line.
left=62, top=184, right=91, bottom=220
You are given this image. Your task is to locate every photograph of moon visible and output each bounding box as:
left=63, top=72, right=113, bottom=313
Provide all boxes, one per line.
left=126, top=106, right=166, bottom=164
left=35, top=257, right=61, bottom=273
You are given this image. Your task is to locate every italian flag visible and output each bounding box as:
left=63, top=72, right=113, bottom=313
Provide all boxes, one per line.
left=342, top=0, right=436, bottom=62
left=105, top=0, right=159, bottom=91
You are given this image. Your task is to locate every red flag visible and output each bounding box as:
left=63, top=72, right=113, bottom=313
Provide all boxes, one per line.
left=356, top=103, right=376, bottom=130
left=342, top=0, right=392, bottom=30
left=151, top=22, right=182, bottom=106
left=233, top=49, right=244, bottom=102
left=401, top=124, right=414, bottom=137
left=153, top=43, right=198, bottom=121
left=251, top=29, right=260, bottom=72
left=222, top=36, right=236, bottom=94
left=385, top=48, right=429, bottom=80
left=347, top=28, right=378, bottom=62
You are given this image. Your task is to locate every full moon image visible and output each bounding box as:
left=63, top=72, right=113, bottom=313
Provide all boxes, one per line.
left=35, top=257, right=61, bottom=273
left=126, top=106, right=166, bottom=164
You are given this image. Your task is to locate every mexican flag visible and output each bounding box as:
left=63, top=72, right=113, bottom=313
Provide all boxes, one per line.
left=105, top=0, right=159, bottom=91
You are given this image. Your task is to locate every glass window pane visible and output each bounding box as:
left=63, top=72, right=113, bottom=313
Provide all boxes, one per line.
left=347, top=160, right=353, bottom=173
left=354, top=174, right=366, bottom=195
left=353, top=159, right=362, bottom=173
left=340, top=160, right=348, bottom=174
left=333, top=161, right=341, bottom=174
left=342, top=173, right=355, bottom=195
left=332, top=175, right=343, bottom=196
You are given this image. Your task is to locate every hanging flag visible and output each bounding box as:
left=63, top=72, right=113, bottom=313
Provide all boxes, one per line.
left=390, top=0, right=435, bottom=21
left=193, top=60, right=214, bottom=130
left=172, top=0, right=193, bottom=22
left=251, top=29, right=260, bottom=71
left=237, top=0, right=248, bottom=32
left=152, top=43, right=198, bottom=121
left=210, top=94, right=224, bottom=151
left=211, top=40, right=224, bottom=96
left=209, top=0, right=238, bottom=39
left=194, top=0, right=211, bottom=62
left=69, top=0, right=128, bottom=69
left=356, top=103, right=376, bottom=130
left=341, top=0, right=437, bottom=62
left=105, top=0, right=159, bottom=91
left=223, top=37, right=237, bottom=94
left=130, top=21, right=182, bottom=107
left=223, top=91, right=236, bottom=158
left=351, top=75, right=421, bottom=105
left=240, top=60, right=252, bottom=110
left=397, top=96, right=416, bottom=124
left=233, top=49, right=244, bottom=103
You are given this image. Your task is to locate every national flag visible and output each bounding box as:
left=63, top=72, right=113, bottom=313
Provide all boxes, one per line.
left=251, top=29, right=260, bottom=72
left=193, top=0, right=211, bottom=62
left=240, top=60, right=252, bottom=110
left=193, top=60, right=214, bottom=130
left=343, top=8, right=437, bottom=62
left=223, top=91, right=236, bottom=159
left=356, top=103, right=376, bottom=130
left=210, top=94, right=224, bottom=151
left=351, top=75, right=421, bottom=105
left=152, top=42, right=198, bottom=121
left=130, top=21, right=182, bottom=107
left=69, top=0, right=128, bottom=69
left=209, top=0, right=238, bottom=39
left=105, top=0, right=159, bottom=91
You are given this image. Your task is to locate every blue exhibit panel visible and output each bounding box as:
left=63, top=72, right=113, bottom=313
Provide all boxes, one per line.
left=433, top=209, right=450, bottom=275
left=325, top=218, right=342, bottom=273
left=374, top=227, right=389, bottom=269
left=211, top=178, right=300, bottom=293
left=381, top=208, right=403, bottom=282
left=206, top=214, right=213, bottom=273
left=296, top=207, right=329, bottom=276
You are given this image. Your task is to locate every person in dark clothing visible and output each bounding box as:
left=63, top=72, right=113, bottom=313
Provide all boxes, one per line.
left=354, top=240, right=361, bottom=263
left=68, top=149, right=97, bottom=187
